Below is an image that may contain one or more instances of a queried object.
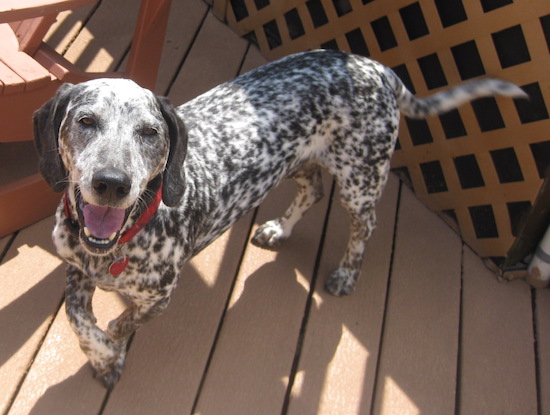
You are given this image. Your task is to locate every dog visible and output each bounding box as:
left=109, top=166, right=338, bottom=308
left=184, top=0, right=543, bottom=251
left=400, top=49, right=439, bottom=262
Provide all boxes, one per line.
left=33, top=49, right=527, bottom=388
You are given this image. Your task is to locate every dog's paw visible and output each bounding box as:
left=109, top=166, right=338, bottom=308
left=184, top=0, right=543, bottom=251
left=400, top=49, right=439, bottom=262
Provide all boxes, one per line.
left=92, top=340, right=128, bottom=390
left=325, top=268, right=358, bottom=296
left=251, top=219, right=287, bottom=249
left=93, top=348, right=127, bottom=390
left=95, top=363, right=123, bottom=390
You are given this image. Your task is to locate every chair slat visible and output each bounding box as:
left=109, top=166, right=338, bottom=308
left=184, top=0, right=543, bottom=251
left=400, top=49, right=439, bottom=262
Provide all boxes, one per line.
left=0, top=60, right=26, bottom=94
left=0, top=24, right=51, bottom=91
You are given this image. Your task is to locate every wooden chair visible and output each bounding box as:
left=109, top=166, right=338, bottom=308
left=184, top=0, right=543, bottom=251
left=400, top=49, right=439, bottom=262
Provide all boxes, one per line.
left=0, top=0, right=172, bottom=238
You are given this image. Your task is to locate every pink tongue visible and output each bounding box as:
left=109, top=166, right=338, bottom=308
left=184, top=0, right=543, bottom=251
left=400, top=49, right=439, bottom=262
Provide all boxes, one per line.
left=82, top=204, right=126, bottom=239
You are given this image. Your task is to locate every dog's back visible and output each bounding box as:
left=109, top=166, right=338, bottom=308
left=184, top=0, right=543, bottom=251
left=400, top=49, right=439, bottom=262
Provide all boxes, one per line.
left=177, top=49, right=527, bottom=256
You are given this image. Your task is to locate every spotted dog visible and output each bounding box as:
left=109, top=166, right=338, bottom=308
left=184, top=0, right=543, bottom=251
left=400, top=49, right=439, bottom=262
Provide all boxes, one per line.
left=34, top=50, right=527, bottom=388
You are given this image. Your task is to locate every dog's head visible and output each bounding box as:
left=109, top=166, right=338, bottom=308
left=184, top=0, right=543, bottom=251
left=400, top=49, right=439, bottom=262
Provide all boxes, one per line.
left=34, top=79, right=187, bottom=255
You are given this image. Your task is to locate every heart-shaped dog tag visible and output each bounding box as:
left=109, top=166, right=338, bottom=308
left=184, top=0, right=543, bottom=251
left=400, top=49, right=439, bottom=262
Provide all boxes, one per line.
left=109, top=256, right=129, bottom=277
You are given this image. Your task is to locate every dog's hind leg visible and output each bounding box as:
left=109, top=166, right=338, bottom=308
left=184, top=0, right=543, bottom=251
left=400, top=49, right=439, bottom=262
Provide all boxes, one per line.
left=252, top=164, right=324, bottom=248
left=324, top=149, right=392, bottom=296
left=325, top=205, right=377, bottom=296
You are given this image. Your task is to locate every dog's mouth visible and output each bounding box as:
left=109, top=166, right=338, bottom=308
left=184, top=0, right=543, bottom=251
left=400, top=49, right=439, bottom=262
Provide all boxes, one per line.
left=75, top=191, right=133, bottom=254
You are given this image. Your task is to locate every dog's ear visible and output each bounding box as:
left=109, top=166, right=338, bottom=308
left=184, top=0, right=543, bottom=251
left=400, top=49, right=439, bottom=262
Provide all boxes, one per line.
left=33, top=83, right=75, bottom=192
left=157, top=96, right=188, bottom=207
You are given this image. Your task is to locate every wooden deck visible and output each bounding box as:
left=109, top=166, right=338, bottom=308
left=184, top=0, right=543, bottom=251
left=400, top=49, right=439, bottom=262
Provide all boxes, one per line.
left=1, top=0, right=549, bottom=413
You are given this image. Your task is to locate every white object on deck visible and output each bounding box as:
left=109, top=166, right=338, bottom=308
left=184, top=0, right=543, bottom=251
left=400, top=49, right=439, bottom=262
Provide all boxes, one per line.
left=527, top=223, right=550, bottom=288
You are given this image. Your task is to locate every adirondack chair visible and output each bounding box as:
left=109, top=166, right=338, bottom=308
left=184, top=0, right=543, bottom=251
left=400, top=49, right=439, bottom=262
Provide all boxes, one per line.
left=0, top=0, right=171, bottom=237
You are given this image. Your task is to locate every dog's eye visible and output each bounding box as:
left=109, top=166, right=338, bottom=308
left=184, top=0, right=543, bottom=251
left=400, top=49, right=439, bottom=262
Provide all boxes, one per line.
left=79, top=117, right=96, bottom=127
left=142, top=127, right=158, bottom=137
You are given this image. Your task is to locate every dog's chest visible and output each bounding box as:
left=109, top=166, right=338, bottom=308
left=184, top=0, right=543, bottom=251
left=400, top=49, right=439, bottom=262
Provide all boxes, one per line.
left=53, top=215, right=181, bottom=299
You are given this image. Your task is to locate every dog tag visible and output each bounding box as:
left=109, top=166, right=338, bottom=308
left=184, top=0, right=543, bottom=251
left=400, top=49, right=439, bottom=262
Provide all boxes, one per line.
left=109, top=256, right=129, bottom=277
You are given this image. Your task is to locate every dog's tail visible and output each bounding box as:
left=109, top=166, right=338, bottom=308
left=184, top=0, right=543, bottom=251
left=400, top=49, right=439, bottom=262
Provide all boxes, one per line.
left=384, top=70, right=529, bottom=119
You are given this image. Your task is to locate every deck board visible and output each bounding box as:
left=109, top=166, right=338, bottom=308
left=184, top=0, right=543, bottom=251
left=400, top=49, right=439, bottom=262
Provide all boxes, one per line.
left=240, top=44, right=269, bottom=74
left=0, top=1, right=548, bottom=414
left=460, top=248, right=538, bottom=414
left=63, top=0, right=141, bottom=73
left=155, top=0, right=209, bottom=95
left=7, top=290, right=124, bottom=415
left=0, top=235, right=9, bottom=255
left=193, top=174, right=332, bottom=414
left=372, top=186, right=462, bottom=415
left=286, top=174, right=400, bottom=415
left=537, top=289, right=550, bottom=414
left=0, top=218, right=65, bottom=415
left=167, top=12, right=248, bottom=103
left=44, top=3, right=97, bottom=54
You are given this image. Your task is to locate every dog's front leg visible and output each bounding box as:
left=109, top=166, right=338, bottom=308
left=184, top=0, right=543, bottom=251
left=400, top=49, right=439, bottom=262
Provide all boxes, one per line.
left=65, top=265, right=126, bottom=389
left=106, top=294, right=171, bottom=342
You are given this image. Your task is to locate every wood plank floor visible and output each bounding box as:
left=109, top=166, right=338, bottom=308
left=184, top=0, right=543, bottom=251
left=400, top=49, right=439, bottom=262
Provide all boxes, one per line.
left=1, top=0, right=549, bottom=413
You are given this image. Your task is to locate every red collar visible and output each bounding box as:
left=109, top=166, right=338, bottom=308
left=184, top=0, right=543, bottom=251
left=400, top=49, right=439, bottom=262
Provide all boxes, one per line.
left=64, top=185, right=163, bottom=246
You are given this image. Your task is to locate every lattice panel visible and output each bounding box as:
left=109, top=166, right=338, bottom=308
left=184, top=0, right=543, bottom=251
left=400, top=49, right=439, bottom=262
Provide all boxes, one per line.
left=225, top=0, right=550, bottom=260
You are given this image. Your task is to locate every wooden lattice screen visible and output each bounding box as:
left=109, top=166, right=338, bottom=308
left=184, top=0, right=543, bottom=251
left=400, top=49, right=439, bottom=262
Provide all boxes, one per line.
left=221, top=0, right=550, bottom=262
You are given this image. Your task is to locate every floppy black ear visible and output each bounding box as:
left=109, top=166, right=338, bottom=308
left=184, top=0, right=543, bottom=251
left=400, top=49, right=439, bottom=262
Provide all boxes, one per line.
left=157, top=96, right=188, bottom=207
left=33, top=83, right=75, bottom=192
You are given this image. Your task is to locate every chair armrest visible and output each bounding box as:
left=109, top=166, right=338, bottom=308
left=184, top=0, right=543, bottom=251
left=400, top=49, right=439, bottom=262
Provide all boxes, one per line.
left=0, top=0, right=97, bottom=23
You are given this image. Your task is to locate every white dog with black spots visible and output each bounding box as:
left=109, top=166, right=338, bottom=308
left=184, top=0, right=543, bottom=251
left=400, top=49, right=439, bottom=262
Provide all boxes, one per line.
left=34, top=49, right=527, bottom=388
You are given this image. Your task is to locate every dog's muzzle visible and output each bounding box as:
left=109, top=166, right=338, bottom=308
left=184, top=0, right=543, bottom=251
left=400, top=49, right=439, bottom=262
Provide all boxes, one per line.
left=69, top=189, right=132, bottom=254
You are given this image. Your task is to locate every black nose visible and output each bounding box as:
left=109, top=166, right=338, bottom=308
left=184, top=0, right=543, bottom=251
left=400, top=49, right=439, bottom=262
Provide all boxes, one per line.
left=92, top=168, right=131, bottom=201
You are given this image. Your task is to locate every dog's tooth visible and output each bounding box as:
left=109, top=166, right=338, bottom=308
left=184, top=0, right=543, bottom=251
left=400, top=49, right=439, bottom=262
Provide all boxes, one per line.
left=108, top=232, right=117, bottom=241
left=84, top=227, right=91, bottom=237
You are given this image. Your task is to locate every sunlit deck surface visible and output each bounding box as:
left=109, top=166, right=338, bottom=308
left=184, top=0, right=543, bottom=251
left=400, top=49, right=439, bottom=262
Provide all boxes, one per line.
left=1, top=0, right=549, bottom=414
